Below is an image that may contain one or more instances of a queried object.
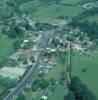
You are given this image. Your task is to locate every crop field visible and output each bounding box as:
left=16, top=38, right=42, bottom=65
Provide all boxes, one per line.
left=0, top=34, right=14, bottom=62
left=71, top=51, right=98, bottom=99
left=29, top=4, right=84, bottom=23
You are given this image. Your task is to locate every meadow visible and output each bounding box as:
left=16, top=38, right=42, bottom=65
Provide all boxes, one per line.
left=71, top=51, right=98, bottom=99
left=29, top=4, right=84, bottom=23
left=82, top=14, right=98, bottom=23
left=60, top=0, right=81, bottom=4
left=0, top=34, right=14, bottom=62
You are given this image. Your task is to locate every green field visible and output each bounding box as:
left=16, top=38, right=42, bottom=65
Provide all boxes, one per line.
left=71, top=51, right=98, bottom=99
left=30, top=4, right=84, bottom=23
left=0, top=85, right=6, bottom=95
left=0, top=34, right=14, bottom=62
left=44, top=52, right=67, bottom=81
left=83, top=14, right=98, bottom=23
left=60, top=0, right=81, bottom=4
left=20, top=0, right=42, bottom=13
left=48, top=84, right=68, bottom=100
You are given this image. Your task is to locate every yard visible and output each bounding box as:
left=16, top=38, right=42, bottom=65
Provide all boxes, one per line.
left=71, top=51, right=98, bottom=99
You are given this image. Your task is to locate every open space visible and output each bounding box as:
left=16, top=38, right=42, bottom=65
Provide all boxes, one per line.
left=0, top=34, right=14, bottom=62
left=29, top=4, right=84, bottom=23
left=0, top=67, right=26, bottom=79
left=60, top=0, right=81, bottom=4
left=48, top=84, right=68, bottom=100
left=82, top=14, right=98, bottom=23
left=71, top=51, right=98, bottom=99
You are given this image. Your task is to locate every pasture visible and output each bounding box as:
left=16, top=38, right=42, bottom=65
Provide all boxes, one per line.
left=29, top=4, right=84, bottom=23
left=0, top=34, right=14, bottom=62
left=71, top=51, right=98, bottom=99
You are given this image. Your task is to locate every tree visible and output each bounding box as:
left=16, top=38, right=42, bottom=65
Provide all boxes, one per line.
left=64, top=91, right=75, bottom=100
left=16, top=93, right=26, bottom=100
left=31, top=79, right=40, bottom=91
left=39, top=79, right=49, bottom=89
left=69, top=77, right=97, bottom=100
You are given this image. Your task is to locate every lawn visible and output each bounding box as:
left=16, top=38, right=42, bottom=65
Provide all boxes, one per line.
left=0, top=34, right=14, bottom=62
left=29, top=4, right=84, bottom=23
left=71, top=51, right=98, bottom=99
left=48, top=84, right=68, bottom=100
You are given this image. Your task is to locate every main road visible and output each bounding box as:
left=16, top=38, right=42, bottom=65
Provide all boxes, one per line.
left=3, top=30, right=55, bottom=100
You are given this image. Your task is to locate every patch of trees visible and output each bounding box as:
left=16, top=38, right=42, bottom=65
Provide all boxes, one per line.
left=31, top=79, right=49, bottom=91
left=64, top=76, right=97, bottom=100
left=14, top=0, right=32, bottom=5
left=39, top=0, right=61, bottom=4
left=2, top=25, right=24, bottom=38
left=69, top=19, right=98, bottom=40
left=35, top=22, right=58, bottom=31
left=16, top=93, right=26, bottom=100
left=0, top=77, right=16, bottom=86
left=77, top=8, right=98, bottom=20
left=79, top=0, right=97, bottom=5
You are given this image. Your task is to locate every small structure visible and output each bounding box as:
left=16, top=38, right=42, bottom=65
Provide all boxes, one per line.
left=41, top=96, right=48, bottom=100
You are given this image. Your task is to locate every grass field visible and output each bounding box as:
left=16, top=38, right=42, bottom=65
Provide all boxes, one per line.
left=82, top=14, right=98, bottom=23
left=60, top=0, right=81, bottom=4
left=44, top=52, right=67, bottom=81
left=71, top=51, right=98, bottom=99
left=0, top=85, right=6, bottom=95
left=20, top=0, right=42, bottom=13
left=29, top=4, right=84, bottom=23
left=48, top=84, right=68, bottom=100
left=0, top=34, right=14, bottom=62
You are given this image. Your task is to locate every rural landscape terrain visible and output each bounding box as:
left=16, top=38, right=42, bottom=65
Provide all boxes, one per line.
left=0, top=0, right=98, bottom=100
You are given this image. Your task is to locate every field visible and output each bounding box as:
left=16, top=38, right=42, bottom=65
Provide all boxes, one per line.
left=29, top=4, right=84, bottom=23
left=0, top=34, right=14, bottom=62
left=20, top=0, right=42, bottom=13
left=0, top=67, right=26, bottom=79
left=60, top=0, right=81, bottom=4
left=82, top=14, right=98, bottom=23
left=0, top=86, right=6, bottom=95
left=71, top=51, right=98, bottom=99
left=48, top=84, right=68, bottom=100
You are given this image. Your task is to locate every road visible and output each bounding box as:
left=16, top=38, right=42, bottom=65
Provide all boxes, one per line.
left=66, top=42, right=71, bottom=85
left=3, top=30, right=54, bottom=100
